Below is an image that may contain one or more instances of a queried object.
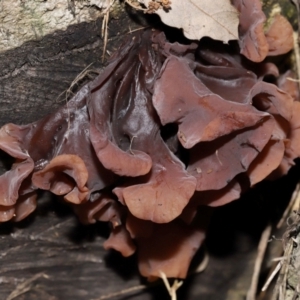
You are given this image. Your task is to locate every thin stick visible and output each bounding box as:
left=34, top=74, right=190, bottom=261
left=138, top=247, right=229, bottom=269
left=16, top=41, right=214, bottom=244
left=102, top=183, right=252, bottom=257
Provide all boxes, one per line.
left=246, top=224, right=272, bottom=300
left=159, top=271, right=183, bottom=300
left=93, top=272, right=184, bottom=300
left=102, top=10, right=109, bottom=62
left=293, top=31, right=300, bottom=91
left=6, top=273, right=49, bottom=300
left=271, top=254, right=300, bottom=262
left=280, top=256, right=289, bottom=300
left=194, top=250, right=209, bottom=273
left=92, top=285, right=148, bottom=300
left=94, top=249, right=208, bottom=300
left=277, top=184, right=300, bottom=228
left=286, top=77, right=300, bottom=82
left=56, top=63, right=98, bottom=103
left=101, top=0, right=116, bottom=62
left=127, top=26, right=148, bottom=34
left=272, top=241, right=293, bottom=300
left=129, top=135, right=137, bottom=155
left=262, top=262, right=282, bottom=292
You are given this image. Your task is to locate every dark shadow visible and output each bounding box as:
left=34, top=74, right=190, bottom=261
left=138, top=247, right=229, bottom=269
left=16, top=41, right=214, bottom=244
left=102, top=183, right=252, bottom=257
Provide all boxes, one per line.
left=125, top=4, right=191, bottom=44
left=67, top=220, right=110, bottom=244
left=104, top=250, right=139, bottom=280
left=0, top=149, right=14, bottom=174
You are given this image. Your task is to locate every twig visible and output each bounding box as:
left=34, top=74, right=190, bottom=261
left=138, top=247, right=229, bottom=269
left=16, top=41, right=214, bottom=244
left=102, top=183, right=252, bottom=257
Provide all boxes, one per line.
left=194, top=250, right=209, bottom=273
left=101, top=11, right=109, bottom=62
left=262, top=261, right=282, bottom=292
left=159, top=271, right=183, bottom=300
left=56, top=63, right=99, bottom=103
left=6, top=273, right=49, bottom=300
left=101, top=0, right=116, bottom=62
left=247, top=224, right=272, bottom=300
left=277, top=183, right=300, bottom=229
left=127, top=26, right=147, bottom=34
left=93, top=272, right=184, bottom=300
left=271, top=241, right=293, bottom=300
left=93, top=249, right=208, bottom=300
left=29, top=219, right=73, bottom=240
left=261, top=185, right=300, bottom=298
left=293, top=31, right=300, bottom=91
left=287, top=77, right=300, bottom=82
left=129, top=135, right=137, bottom=155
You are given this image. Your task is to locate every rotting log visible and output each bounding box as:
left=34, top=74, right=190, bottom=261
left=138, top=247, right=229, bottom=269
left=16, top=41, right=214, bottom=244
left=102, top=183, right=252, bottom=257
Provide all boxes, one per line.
left=0, top=0, right=136, bottom=126
left=0, top=1, right=299, bottom=299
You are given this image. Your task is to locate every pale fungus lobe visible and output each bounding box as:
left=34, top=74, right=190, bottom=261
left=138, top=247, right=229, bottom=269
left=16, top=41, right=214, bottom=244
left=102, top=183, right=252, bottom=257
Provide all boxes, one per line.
left=0, top=14, right=298, bottom=280
left=265, top=14, right=294, bottom=56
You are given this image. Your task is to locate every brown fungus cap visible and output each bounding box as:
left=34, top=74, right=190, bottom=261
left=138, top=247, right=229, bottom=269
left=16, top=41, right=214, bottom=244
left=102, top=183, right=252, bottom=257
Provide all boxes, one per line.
left=0, top=124, right=34, bottom=207
left=153, top=56, right=270, bottom=149
left=32, top=154, right=89, bottom=204
left=103, top=225, right=136, bottom=257
left=12, top=192, right=37, bottom=222
left=0, top=25, right=299, bottom=281
left=0, top=205, right=16, bottom=222
left=232, top=0, right=269, bottom=62
left=265, top=14, right=294, bottom=56
left=88, top=33, right=155, bottom=178
left=114, top=150, right=197, bottom=223
left=134, top=216, right=207, bottom=280
left=267, top=72, right=300, bottom=178
left=188, top=118, right=275, bottom=191
left=73, top=193, right=123, bottom=227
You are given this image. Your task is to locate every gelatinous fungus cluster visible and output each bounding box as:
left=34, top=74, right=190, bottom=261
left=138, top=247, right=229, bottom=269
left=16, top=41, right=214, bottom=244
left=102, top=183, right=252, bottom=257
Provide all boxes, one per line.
left=0, top=0, right=299, bottom=280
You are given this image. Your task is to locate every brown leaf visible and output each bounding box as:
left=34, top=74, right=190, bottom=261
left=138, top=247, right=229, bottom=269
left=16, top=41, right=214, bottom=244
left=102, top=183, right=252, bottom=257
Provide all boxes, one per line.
left=140, top=0, right=239, bottom=42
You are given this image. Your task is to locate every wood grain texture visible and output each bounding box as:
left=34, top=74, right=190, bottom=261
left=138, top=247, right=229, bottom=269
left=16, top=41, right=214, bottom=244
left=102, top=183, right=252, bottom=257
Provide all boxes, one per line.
left=0, top=7, right=135, bottom=126
left=0, top=164, right=296, bottom=299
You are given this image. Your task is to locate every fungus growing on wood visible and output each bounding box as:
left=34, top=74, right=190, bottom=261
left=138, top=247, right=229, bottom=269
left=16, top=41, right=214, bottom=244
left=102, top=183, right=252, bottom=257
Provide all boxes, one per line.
left=232, top=0, right=269, bottom=62
left=265, top=14, right=294, bottom=56
left=0, top=17, right=298, bottom=280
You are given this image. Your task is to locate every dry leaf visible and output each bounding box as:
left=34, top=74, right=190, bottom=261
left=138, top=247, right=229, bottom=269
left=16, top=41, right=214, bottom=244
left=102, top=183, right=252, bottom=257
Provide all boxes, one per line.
left=139, top=0, right=239, bottom=42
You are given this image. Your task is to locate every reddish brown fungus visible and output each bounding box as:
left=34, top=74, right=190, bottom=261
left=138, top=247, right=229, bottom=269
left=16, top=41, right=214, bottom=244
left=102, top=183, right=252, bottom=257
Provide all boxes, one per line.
left=135, top=218, right=206, bottom=279
left=114, top=150, right=197, bottom=223
left=265, top=14, right=294, bottom=56
left=0, top=24, right=298, bottom=280
left=188, top=118, right=275, bottom=191
left=103, top=225, right=136, bottom=257
left=12, top=192, right=37, bottom=222
left=153, top=56, right=270, bottom=149
left=232, top=0, right=269, bottom=62
left=32, top=154, right=89, bottom=204
left=0, top=124, right=34, bottom=207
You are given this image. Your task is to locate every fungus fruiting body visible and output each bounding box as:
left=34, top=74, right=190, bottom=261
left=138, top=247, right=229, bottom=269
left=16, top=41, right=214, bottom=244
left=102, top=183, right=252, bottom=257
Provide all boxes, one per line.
left=0, top=6, right=298, bottom=280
